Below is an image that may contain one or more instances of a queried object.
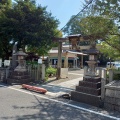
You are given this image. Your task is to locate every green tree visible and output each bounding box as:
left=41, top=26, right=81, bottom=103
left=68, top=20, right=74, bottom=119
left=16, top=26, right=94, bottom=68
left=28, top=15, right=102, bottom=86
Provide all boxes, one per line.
left=63, top=0, right=120, bottom=60
left=63, top=15, right=83, bottom=35
left=85, top=0, right=120, bottom=60
left=0, top=0, right=59, bottom=59
left=0, top=0, right=13, bottom=59
left=0, top=0, right=12, bottom=9
left=27, top=29, right=63, bottom=57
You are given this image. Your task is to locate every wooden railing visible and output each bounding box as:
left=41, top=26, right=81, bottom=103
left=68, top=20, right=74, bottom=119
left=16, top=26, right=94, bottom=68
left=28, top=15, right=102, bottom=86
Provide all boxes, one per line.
left=0, top=64, right=45, bottom=82
left=27, top=64, right=45, bottom=81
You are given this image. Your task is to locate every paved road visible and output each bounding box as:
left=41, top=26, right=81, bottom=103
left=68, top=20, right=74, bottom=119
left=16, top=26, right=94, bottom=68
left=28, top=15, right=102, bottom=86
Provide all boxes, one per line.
left=0, top=83, right=120, bottom=120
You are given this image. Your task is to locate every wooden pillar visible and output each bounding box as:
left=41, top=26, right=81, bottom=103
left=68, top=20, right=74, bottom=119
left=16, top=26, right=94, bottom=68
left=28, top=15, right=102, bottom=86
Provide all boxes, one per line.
left=81, top=55, right=83, bottom=68
left=73, top=58, right=75, bottom=68
left=57, top=42, right=62, bottom=79
left=76, top=58, right=77, bottom=68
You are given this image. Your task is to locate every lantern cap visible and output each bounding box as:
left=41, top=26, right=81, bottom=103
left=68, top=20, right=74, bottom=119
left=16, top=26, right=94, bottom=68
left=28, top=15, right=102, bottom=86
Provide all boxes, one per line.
left=85, top=48, right=100, bottom=55
left=13, top=48, right=27, bottom=56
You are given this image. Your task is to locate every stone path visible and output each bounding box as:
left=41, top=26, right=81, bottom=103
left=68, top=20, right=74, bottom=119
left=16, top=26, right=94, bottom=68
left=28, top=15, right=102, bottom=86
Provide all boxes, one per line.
left=39, top=70, right=84, bottom=97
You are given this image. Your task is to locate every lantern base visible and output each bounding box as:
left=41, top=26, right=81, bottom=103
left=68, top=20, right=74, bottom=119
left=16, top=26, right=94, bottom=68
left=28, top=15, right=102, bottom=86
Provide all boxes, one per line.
left=14, top=65, right=27, bottom=72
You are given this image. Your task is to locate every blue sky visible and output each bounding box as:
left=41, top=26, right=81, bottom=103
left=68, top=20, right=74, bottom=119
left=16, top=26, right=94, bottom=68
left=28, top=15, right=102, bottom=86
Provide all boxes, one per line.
left=36, top=0, right=86, bottom=30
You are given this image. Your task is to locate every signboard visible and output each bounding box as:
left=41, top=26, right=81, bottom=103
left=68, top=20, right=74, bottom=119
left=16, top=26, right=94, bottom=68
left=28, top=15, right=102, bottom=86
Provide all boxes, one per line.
left=38, top=59, right=42, bottom=64
left=4, top=60, right=10, bottom=66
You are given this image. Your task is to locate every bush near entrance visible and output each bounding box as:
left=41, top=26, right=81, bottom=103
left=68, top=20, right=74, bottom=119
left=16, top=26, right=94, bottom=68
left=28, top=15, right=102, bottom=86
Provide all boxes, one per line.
left=46, top=66, right=57, bottom=78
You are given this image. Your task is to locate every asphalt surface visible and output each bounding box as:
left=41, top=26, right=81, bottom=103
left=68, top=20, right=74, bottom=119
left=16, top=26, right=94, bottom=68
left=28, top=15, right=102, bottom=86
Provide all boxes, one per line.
left=0, top=69, right=120, bottom=120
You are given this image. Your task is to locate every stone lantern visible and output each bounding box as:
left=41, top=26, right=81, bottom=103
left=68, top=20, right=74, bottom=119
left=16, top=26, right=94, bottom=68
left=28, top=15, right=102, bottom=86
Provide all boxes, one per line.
left=14, top=48, right=28, bottom=72
left=85, top=46, right=100, bottom=76
left=71, top=39, right=102, bottom=107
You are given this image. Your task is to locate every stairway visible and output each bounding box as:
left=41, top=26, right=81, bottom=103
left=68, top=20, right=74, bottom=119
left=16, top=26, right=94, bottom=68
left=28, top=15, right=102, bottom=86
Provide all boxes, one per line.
left=71, top=76, right=102, bottom=107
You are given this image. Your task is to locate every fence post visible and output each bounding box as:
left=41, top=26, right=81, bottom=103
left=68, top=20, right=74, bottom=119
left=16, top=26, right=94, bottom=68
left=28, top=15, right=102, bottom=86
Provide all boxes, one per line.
left=101, top=68, right=107, bottom=101
left=6, top=67, right=10, bottom=79
left=84, top=66, right=88, bottom=76
left=101, top=78, right=105, bottom=101
left=98, top=67, right=102, bottom=78
left=109, top=69, right=113, bottom=82
left=37, top=64, right=41, bottom=81
left=103, top=68, right=107, bottom=83
left=42, top=64, right=45, bottom=80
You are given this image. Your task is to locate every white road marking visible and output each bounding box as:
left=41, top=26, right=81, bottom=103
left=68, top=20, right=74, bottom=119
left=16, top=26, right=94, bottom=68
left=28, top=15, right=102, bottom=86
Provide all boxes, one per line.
left=2, top=85, right=119, bottom=120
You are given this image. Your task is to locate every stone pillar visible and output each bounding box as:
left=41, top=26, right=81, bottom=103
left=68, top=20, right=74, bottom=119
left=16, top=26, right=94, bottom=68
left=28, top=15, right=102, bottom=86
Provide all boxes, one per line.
left=109, top=69, right=113, bottom=83
left=5, top=67, right=10, bottom=79
left=0, top=59, right=2, bottom=67
left=84, top=66, right=88, bottom=76
left=103, top=68, right=107, bottom=83
left=57, top=42, right=62, bottom=79
left=12, top=43, right=17, bottom=69
left=98, top=67, right=102, bottom=78
left=42, top=64, right=45, bottom=80
left=101, top=78, right=105, bottom=101
left=101, top=68, right=107, bottom=101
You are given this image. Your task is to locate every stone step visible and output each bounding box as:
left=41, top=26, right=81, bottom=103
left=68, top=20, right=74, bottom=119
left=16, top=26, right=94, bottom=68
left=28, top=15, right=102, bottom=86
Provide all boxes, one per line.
left=76, top=86, right=101, bottom=96
left=6, top=78, right=33, bottom=84
left=9, top=75, right=31, bottom=79
left=71, top=91, right=101, bottom=107
left=83, top=76, right=101, bottom=83
left=10, top=71, right=30, bottom=76
left=79, top=81, right=101, bottom=89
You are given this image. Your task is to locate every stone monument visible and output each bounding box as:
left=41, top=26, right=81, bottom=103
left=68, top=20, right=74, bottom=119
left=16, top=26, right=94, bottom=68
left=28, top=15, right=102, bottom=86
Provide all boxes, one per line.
left=7, top=48, right=33, bottom=84
left=14, top=48, right=27, bottom=72
left=71, top=40, right=102, bottom=107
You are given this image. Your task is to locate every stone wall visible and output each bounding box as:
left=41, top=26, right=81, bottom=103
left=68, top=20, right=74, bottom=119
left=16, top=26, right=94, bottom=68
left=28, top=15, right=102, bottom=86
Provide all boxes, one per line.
left=0, top=68, right=6, bottom=82
left=104, top=80, right=120, bottom=112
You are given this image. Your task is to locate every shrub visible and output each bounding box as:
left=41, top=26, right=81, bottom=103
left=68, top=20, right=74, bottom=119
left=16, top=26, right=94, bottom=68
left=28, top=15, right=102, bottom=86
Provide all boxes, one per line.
left=46, top=66, right=57, bottom=77
left=113, top=73, right=120, bottom=80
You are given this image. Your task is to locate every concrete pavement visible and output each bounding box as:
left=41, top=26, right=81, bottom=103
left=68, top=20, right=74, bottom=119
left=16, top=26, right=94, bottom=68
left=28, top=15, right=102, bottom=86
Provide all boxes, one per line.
left=1, top=69, right=120, bottom=120
left=1, top=83, right=119, bottom=120
left=36, top=70, right=84, bottom=97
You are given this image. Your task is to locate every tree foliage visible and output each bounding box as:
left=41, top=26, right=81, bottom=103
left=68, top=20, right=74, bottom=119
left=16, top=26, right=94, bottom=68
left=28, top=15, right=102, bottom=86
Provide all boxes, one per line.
left=0, top=0, right=59, bottom=59
left=87, top=0, right=120, bottom=59
left=27, top=29, right=63, bottom=56
left=63, top=15, right=83, bottom=35
left=79, top=16, right=114, bottom=40
left=0, top=0, right=12, bottom=59
left=63, top=0, right=120, bottom=60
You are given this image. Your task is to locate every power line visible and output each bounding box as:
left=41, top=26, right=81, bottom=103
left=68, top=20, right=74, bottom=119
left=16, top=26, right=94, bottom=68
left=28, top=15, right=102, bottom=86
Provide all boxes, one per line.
left=54, top=0, right=94, bottom=37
